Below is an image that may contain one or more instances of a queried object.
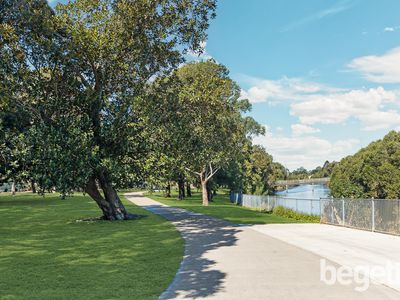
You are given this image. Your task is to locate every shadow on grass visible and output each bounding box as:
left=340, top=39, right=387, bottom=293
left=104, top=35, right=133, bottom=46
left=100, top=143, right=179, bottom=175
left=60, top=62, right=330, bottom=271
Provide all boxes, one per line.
left=0, top=197, right=59, bottom=206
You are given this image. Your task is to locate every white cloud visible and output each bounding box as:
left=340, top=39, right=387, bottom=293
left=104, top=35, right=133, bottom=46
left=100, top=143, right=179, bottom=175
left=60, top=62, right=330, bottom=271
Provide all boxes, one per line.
left=291, top=124, right=320, bottom=136
left=359, top=110, right=400, bottom=131
left=348, top=47, right=400, bottom=83
left=290, top=86, right=400, bottom=131
left=384, top=27, right=395, bottom=32
left=240, top=45, right=400, bottom=168
left=187, top=41, right=213, bottom=61
left=242, top=74, right=400, bottom=132
left=254, top=126, right=359, bottom=170
left=241, top=77, right=340, bottom=103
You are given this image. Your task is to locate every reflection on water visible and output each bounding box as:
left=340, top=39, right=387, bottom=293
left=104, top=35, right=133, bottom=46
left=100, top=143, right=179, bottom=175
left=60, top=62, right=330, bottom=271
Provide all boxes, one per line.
left=275, top=184, right=331, bottom=199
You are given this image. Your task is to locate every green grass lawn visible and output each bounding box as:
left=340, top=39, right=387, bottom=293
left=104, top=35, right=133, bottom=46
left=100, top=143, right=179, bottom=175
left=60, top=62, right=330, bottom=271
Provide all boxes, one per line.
left=147, top=190, right=308, bottom=224
left=0, top=192, right=183, bottom=300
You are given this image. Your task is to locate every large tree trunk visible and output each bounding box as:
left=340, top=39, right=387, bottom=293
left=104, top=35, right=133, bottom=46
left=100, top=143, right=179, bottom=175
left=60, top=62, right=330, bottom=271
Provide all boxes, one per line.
left=97, top=170, right=129, bottom=220
left=85, top=173, right=130, bottom=220
left=178, top=174, right=185, bottom=200
left=200, top=173, right=208, bottom=206
left=186, top=182, right=192, bottom=197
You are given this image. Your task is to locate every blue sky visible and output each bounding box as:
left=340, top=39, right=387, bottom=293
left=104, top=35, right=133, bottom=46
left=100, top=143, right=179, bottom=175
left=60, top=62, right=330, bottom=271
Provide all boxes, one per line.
left=203, top=0, right=400, bottom=169
left=49, top=0, right=400, bottom=170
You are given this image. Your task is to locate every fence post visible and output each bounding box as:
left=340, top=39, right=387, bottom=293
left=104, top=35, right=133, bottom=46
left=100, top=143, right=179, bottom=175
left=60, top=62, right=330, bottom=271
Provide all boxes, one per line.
left=319, top=198, right=322, bottom=217
left=310, top=200, right=313, bottom=215
left=267, top=196, right=270, bottom=211
left=398, top=200, right=400, bottom=235
left=372, top=199, right=375, bottom=232
left=296, top=198, right=298, bottom=212
left=342, top=199, right=345, bottom=226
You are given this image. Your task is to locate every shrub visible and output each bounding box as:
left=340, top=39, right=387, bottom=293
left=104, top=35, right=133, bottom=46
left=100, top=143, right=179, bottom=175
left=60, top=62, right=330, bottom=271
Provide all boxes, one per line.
left=272, top=205, right=320, bottom=223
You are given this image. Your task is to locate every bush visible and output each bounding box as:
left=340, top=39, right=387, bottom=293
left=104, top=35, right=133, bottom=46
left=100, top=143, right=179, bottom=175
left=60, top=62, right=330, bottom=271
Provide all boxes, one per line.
left=272, top=205, right=320, bottom=223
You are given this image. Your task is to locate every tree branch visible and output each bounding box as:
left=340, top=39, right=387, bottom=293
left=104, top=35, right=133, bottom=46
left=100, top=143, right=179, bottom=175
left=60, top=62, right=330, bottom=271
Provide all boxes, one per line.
left=185, top=167, right=201, bottom=176
left=206, top=165, right=220, bottom=181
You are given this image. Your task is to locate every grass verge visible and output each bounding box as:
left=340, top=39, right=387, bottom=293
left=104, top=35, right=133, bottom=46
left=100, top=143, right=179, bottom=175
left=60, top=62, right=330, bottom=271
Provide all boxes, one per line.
left=146, top=191, right=315, bottom=224
left=272, top=205, right=320, bottom=223
left=0, top=192, right=183, bottom=300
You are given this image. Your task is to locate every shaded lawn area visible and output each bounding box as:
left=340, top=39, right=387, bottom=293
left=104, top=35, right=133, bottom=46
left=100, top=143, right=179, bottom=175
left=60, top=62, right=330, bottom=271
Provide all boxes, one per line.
left=0, top=193, right=183, bottom=300
left=147, top=191, right=304, bottom=224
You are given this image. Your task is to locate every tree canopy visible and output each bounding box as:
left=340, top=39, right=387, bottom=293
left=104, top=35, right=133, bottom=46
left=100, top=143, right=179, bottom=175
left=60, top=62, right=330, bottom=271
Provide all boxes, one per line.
left=146, top=60, right=262, bottom=205
left=330, top=131, right=400, bottom=199
left=1, top=0, right=331, bottom=218
left=0, top=0, right=217, bottom=219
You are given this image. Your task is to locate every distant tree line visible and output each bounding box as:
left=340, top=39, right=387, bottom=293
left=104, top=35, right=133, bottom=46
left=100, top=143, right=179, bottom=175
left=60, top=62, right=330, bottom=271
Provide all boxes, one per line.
left=286, top=161, right=337, bottom=180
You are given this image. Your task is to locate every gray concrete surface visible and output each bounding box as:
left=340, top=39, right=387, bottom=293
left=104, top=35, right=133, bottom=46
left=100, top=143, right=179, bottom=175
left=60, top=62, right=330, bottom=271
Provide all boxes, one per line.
left=125, top=192, right=400, bottom=300
left=251, top=223, right=400, bottom=292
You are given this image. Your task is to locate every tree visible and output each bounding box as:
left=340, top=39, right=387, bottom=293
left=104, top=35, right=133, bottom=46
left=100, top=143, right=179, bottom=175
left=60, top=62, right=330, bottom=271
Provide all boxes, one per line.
left=0, top=95, right=32, bottom=193
left=243, top=145, right=273, bottom=195
left=330, top=131, right=400, bottom=199
left=240, top=145, right=285, bottom=195
left=0, top=0, right=216, bottom=219
left=147, top=61, right=258, bottom=205
left=288, top=167, right=309, bottom=180
left=178, top=61, right=260, bottom=205
left=310, top=160, right=337, bottom=178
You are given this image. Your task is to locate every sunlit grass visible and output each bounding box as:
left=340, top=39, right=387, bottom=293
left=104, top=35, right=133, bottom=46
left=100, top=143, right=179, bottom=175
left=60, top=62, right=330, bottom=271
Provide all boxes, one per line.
left=147, top=190, right=305, bottom=224
left=0, top=192, right=183, bottom=300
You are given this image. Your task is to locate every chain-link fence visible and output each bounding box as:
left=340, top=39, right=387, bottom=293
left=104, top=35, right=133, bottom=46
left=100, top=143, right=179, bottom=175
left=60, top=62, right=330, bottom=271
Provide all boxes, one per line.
left=230, top=192, right=400, bottom=235
left=320, top=198, right=400, bottom=235
left=230, top=192, right=321, bottom=216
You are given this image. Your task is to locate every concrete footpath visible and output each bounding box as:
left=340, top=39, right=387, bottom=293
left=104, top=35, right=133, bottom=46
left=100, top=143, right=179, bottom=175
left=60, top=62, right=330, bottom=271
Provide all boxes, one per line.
left=251, top=223, right=400, bottom=292
left=125, top=193, right=400, bottom=300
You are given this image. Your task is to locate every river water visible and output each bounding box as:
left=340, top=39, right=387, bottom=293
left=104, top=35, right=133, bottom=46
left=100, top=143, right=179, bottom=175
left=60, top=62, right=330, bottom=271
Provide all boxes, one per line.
left=275, top=184, right=331, bottom=199
left=272, top=184, right=331, bottom=215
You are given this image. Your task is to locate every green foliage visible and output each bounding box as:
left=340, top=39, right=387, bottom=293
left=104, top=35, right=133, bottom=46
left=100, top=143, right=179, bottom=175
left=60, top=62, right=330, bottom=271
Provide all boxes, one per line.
left=272, top=205, right=320, bottom=223
left=242, top=145, right=286, bottom=195
left=287, top=161, right=337, bottom=180
left=288, top=167, right=308, bottom=180
left=0, top=96, right=31, bottom=184
left=146, top=60, right=261, bottom=200
left=1, top=0, right=216, bottom=216
left=174, top=61, right=250, bottom=175
left=310, top=160, right=338, bottom=178
left=330, top=131, right=400, bottom=199
left=26, top=119, right=97, bottom=192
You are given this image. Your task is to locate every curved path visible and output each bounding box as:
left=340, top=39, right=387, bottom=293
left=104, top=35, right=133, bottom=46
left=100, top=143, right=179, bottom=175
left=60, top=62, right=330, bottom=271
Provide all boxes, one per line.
left=125, top=192, right=399, bottom=300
